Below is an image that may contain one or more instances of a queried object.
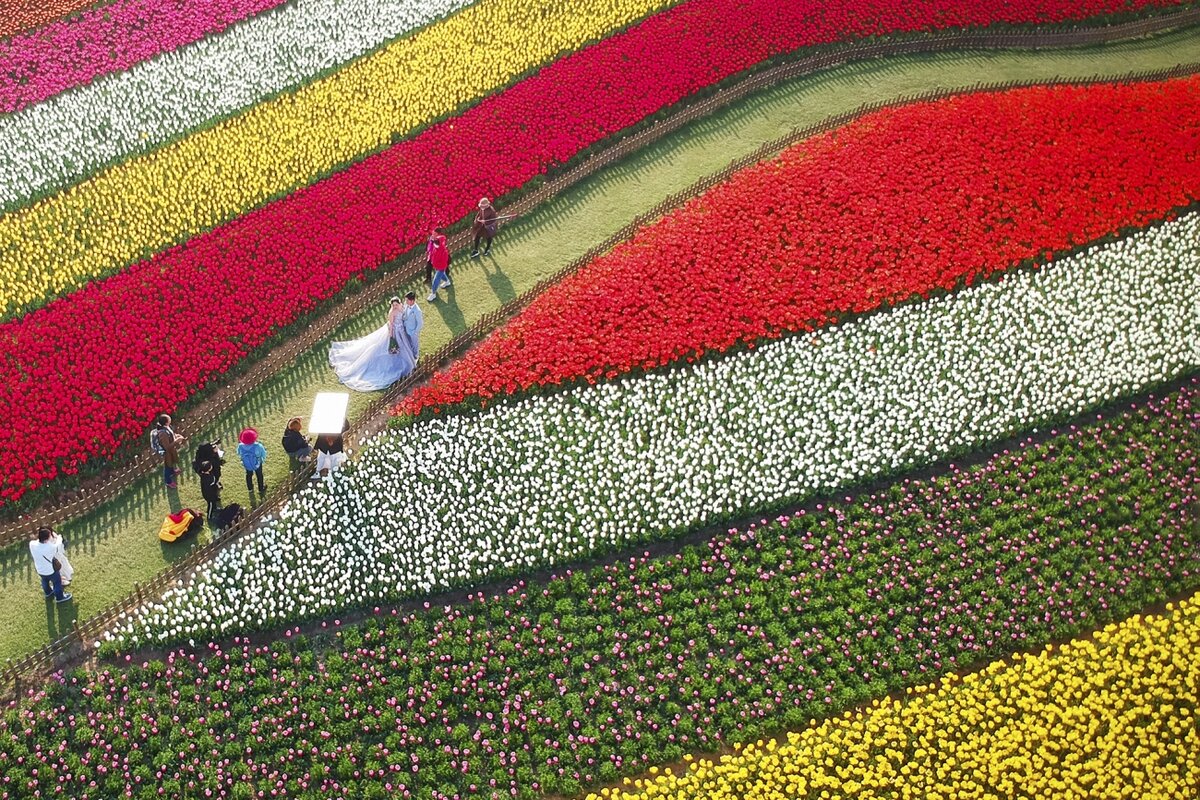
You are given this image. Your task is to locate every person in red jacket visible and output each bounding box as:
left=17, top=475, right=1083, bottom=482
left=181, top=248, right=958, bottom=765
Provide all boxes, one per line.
left=426, top=227, right=452, bottom=302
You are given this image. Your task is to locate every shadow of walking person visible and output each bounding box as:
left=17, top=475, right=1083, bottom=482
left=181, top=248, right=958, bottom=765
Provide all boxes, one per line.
left=483, top=256, right=516, bottom=305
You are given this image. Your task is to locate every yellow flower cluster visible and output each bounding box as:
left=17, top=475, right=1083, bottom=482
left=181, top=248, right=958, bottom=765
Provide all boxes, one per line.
left=590, top=597, right=1200, bottom=800
left=0, top=0, right=675, bottom=319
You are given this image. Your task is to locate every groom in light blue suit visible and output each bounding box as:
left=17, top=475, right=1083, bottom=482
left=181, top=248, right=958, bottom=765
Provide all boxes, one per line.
left=402, top=291, right=424, bottom=362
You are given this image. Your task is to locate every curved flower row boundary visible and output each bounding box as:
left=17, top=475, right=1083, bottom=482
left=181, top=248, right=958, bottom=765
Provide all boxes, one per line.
left=2, top=1, right=1193, bottom=317
left=2, top=382, right=1195, bottom=798
left=1, top=0, right=1185, bottom=216
left=0, top=0, right=478, bottom=206
left=0, top=0, right=680, bottom=315
left=105, top=212, right=1200, bottom=647
left=0, top=0, right=289, bottom=113
left=399, top=77, right=1200, bottom=418
left=1, top=78, right=1195, bottom=506
left=590, top=595, right=1200, bottom=800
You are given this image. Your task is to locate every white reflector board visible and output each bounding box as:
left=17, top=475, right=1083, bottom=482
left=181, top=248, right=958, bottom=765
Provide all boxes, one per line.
left=309, top=392, right=349, bottom=435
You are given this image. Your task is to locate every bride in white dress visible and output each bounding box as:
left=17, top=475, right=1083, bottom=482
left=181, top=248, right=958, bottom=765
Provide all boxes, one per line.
left=329, top=297, right=421, bottom=391
left=49, top=530, right=73, bottom=585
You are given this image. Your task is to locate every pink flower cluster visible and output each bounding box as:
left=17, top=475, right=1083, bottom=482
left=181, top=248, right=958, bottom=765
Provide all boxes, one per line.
left=0, top=0, right=287, bottom=113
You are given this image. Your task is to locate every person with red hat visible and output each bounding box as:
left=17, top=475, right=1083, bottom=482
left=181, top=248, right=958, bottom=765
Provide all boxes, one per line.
left=236, top=427, right=268, bottom=494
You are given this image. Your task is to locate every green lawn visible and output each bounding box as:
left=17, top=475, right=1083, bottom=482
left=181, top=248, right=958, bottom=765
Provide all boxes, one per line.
left=1, top=30, right=1196, bottom=665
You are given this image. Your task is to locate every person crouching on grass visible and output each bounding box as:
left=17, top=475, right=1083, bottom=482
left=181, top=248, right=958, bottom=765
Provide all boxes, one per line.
left=282, top=417, right=314, bottom=464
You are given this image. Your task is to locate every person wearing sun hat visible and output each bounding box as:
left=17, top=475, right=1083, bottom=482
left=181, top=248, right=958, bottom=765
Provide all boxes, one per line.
left=471, top=197, right=499, bottom=258
left=236, top=427, right=268, bottom=494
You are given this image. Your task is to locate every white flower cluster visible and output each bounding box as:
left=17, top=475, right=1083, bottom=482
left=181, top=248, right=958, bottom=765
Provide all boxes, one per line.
left=0, top=0, right=472, bottom=211
left=107, top=213, right=1200, bottom=647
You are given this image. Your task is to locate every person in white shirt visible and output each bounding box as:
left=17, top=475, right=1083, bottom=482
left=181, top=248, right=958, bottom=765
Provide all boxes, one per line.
left=29, top=527, right=72, bottom=603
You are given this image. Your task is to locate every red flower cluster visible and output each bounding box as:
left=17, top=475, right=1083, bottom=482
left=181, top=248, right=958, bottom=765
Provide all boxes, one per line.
left=0, top=0, right=1191, bottom=505
left=400, top=77, right=1200, bottom=416
left=0, top=0, right=287, bottom=113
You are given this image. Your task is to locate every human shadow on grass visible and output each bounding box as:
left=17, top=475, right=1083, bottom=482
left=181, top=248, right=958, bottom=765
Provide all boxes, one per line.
left=44, top=595, right=79, bottom=642
left=426, top=288, right=468, bottom=335
left=159, top=527, right=205, bottom=564
left=0, top=472, right=166, bottom=574
left=482, top=256, right=517, bottom=305
left=0, top=551, right=37, bottom=592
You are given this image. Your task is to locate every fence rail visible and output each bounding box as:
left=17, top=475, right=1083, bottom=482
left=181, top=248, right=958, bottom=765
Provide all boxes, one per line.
left=3, top=13, right=1199, bottom=696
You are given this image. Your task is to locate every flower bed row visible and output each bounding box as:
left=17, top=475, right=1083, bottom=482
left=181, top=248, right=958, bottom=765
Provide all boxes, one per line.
left=400, top=79, right=1200, bottom=417
left=0, top=0, right=478, bottom=209
left=595, top=594, right=1200, bottom=800
left=1, top=2, right=1188, bottom=220
left=0, top=0, right=679, bottom=315
left=105, top=213, right=1200, bottom=646
left=0, top=0, right=105, bottom=40
left=2, top=1, right=1193, bottom=316
left=3, top=381, right=1196, bottom=799
left=1, top=77, right=1194, bottom=507
left=0, top=0, right=288, bottom=114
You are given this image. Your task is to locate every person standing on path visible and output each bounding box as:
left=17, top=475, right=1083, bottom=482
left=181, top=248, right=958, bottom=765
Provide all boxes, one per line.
left=152, top=413, right=184, bottom=489
left=30, top=528, right=72, bottom=603
left=402, top=291, right=424, bottom=361
left=237, top=428, right=267, bottom=494
left=427, top=228, right=452, bottom=301
left=425, top=226, right=452, bottom=284
left=471, top=197, right=498, bottom=258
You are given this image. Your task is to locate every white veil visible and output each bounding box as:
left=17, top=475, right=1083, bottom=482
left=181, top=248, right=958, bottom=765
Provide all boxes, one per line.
left=329, top=321, right=417, bottom=392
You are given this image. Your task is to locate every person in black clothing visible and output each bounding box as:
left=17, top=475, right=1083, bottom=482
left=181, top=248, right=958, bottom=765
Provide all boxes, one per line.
left=314, top=421, right=349, bottom=479
left=192, top=440, right=225, bottom=482
left=197, top=460, right=222, bottom=519
left=282, top=417, right=313, bottom=464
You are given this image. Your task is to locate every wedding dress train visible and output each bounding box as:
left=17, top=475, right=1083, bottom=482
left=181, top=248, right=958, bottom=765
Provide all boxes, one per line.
left=329, top=322, right=417, bottom=392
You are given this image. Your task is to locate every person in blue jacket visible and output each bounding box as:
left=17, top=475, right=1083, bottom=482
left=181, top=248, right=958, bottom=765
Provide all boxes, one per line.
left=237, top=428, right=267, bottom=494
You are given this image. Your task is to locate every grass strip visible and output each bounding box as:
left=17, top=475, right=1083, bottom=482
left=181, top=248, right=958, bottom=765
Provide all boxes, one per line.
left=0, top=30, right=1195, bottom=666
